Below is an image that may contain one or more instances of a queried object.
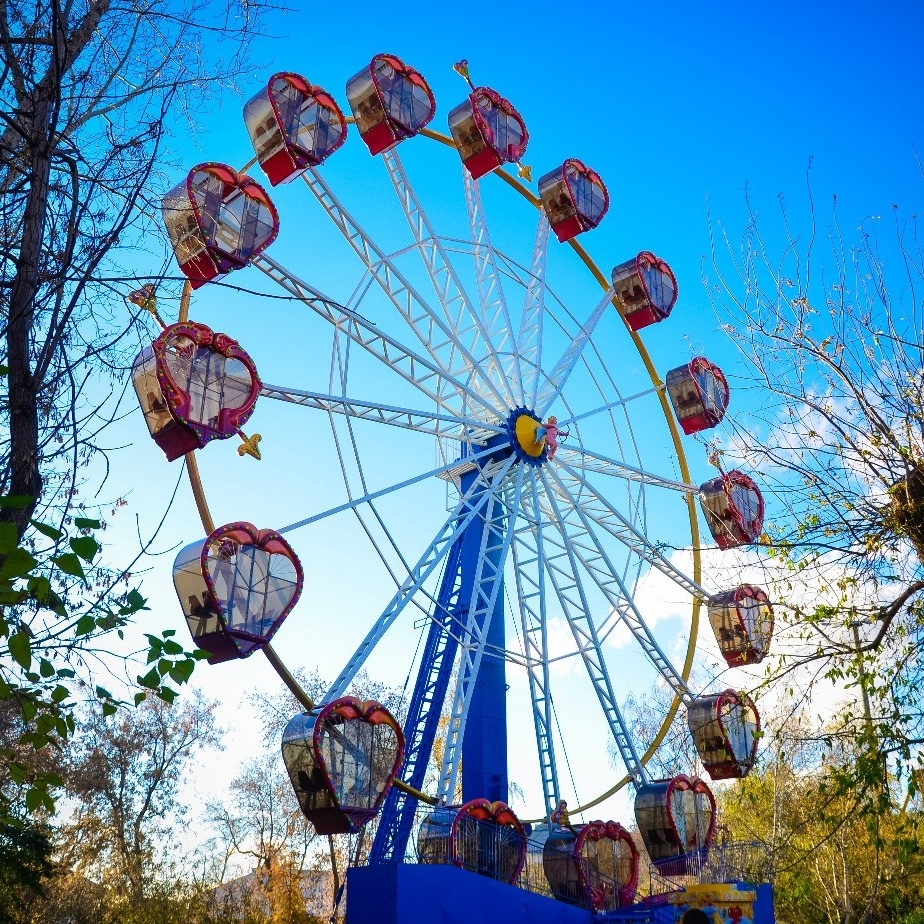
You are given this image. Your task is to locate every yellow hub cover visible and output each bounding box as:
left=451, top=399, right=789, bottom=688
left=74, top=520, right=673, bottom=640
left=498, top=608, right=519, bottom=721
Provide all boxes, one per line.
left=514, top=413, right=545, bottom=458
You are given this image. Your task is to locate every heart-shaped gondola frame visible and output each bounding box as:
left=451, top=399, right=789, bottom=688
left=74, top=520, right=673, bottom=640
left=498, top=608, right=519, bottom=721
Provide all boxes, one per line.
left=200, top=521, right=303, bottom=656
left=186, top=162, right=279, bottom=273
left=687, top=690, right=760, bottom=780
left=152, top=321, right=260, bottom=449
left=689, top=356, right=730, bottom=423
left=369, top=53, right=435, bottom=136
left=266, top=72, right=347, bottom=170
left=574, top=820, right=639, bottom=911
left=310, top=697, right=405, bottom=827
left=470, top=87, right=529, bottom=163
left=709, top=585, right=774, bottom=667
left=449, top=798, right=527, bottom=884
left=665, top=775, right=717, bottom=855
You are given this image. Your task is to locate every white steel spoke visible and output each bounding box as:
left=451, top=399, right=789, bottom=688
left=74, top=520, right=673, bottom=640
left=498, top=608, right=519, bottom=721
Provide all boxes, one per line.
left=555, top=446, right=699, bottom=494
left=253, top=253, right=491, bottom=420
left=260, top=384, right=503, bottom=444
left=558, top=385, right=665, bottom=428
left=517, top=213, right=551, bottom=410
left=553, top=456, right=709, bottom=601
left=278, top=444, right=501, bottom=535
left=383, top=150, right=514, bottom=417
left=438, top=466, right=525, bottom=803
left=324, top=455, right=517, bottom=703
left=541, top=465, right=692, bottom=705
left=510, top=471, right=560, bottom=817
left=463, top=169, right=523, bottom=403
left=534, top=287, right=617, bottom=416
left=533, top=469, right=646, bottom=785
left=300, top=168, right=509, bottom=415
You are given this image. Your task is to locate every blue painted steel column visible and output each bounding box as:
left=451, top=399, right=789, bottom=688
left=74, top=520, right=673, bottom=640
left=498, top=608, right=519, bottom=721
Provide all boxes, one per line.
left=460, top=466, right=509, bottom=805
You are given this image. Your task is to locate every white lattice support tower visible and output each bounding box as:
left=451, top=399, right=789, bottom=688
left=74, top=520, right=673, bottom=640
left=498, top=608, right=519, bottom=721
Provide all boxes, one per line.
left=463, top=169, right=524, bottom=403
left=301, top=168, right=509, bottom=415
left=516, top=213, right=551, bottom=410
left=382, top=149, right=513, bottom=418
left=438, top=466, right=525, bottom=804
left=534, top=469, right=648, bottom=786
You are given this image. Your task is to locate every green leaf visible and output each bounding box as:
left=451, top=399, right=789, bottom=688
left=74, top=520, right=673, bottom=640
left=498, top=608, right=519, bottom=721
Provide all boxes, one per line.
left=162, top=639, right=183, bottom=655
left=25, top=787, right=44, bottom=812
left=156, top=687, right=177, bottom=704
left=50, top=686, right=69, bottom=704
left=122, top=589, right=148, bottom=613
left=0, top=364, right=8, bottom=375
left=94, top=685, right=112, bottom=700
left=168, top=660, right=195, bottom=685
left=52, top=553, right=85, bottom=579
left=30, top=520, right=63, bottom=541
left=137, top=668, right=160, bottom=689
left=101, top=702, right=117, bottom=717
left=0, top=522, right=18, bottom=554
left=74, top=614, right=95, bottom=636
left=8, top=632, right=31, bottom=670
left=73, top=517, right=101, bottom=530
left=162, top=629, right=176, bottom=637
left=0, top=548, right=38, bottom=580
left=69, top=536, right=100, bottom=563
left=27, top=575, right=52, bottom=603
left=0, top=495, right=32, bottom=509
left=133, top=692, right=147, bottom=706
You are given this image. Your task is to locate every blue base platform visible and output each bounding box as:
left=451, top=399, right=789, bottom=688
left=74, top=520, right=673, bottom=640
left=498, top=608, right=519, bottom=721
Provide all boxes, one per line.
left=346, top=864, right=591, bottom=924
left=345, top=865, right=775, bottom=924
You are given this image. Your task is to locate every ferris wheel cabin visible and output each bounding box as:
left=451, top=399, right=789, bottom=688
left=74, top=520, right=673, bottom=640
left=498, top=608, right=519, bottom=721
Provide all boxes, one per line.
left=281, top=697, right=405, bottom=836
left=688, top=690, right=760, bottom=781
left=538, top=159, right=609, bottom=243
left=700, top=470, right=765, bottom=549
left=162, top=163, right=279, bottom=288
left=244, top=72, right=348, bottom=185
left=666, top=357, right=730, bottom=435
left=708, top=585, right=774, bottom=667
left=611, top=251, right=679, bottom=330
left=448, top=86, right=529, bottom=180
left=346, top=53, right=435, bottom=156
left=130, top=322, right=260, bottom=461
left=172, top=522, right=303, bottom=663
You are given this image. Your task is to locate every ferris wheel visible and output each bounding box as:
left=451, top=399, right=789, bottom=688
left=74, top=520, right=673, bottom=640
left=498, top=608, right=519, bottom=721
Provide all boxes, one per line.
left=134, top=53, right=774, bottom=909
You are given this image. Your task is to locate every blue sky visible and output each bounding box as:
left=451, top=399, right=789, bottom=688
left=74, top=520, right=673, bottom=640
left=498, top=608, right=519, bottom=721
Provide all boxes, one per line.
left=96, top=0, right=923, bottom=828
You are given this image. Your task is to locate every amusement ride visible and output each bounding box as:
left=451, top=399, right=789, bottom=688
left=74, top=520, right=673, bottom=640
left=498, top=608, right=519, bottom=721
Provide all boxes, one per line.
left=129, top=54, right=776, bottom=923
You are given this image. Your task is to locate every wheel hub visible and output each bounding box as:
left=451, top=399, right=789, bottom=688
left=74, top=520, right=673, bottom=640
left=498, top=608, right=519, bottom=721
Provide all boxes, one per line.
left=506, top=407, right=547, bottom=466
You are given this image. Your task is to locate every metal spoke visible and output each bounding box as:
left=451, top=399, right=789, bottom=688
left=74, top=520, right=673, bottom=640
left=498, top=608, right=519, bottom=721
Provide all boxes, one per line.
left=533, top=468, right=646, bottom=786
left=516, top=213, right=551, bottom=410
left=383, top=149, right=515, bottom=416
left=534, top=287, right=616, bottom=416
left=553, top=455, right=709, bottom=601
left=260, top=384, right=504, bottom=444
left=463, top=169, right=524, bottom=403
left=277, top=444, right=501, bottom=535
left=437, top=465, right=525, bottom=803
left=510, top=470, right=560, bottom=818
left=252, top=253, right=492, bottom=420
left=554, top=445, right=699, bottom=494
left=300, top=168, right=509, bottom=415
left=541, top=464, right=692, bottom=705
left=323, top=454, right=517, bottom=703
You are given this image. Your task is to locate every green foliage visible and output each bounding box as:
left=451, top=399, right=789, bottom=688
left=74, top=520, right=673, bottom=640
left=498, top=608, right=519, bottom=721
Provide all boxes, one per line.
left=0, top=818, right=55, bottom=924
left=0, top=494, right=205, bottom=821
